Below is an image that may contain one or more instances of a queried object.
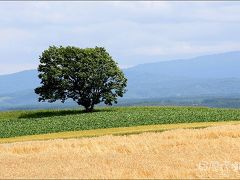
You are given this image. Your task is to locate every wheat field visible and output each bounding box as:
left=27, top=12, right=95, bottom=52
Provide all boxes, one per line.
left=1, top=125, right=240, bottom=179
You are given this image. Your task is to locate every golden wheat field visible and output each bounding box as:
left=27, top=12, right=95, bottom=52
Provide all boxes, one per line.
left=1, top=125, right=240, bottom=179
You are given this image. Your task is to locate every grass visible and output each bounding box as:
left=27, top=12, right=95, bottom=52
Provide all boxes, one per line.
left=0, top=120, right=240, bottom=144
left=2, top=124, right=240, bottom=179
left=1, top=106, right=240, bottom=139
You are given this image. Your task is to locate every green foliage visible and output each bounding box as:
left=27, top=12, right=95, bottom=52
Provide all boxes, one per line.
left=1, top=106, right=240, bottom=138
left=35, top=46, right=127, bottom=112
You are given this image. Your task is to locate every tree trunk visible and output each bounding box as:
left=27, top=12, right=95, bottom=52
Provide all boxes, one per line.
left=84, top=104, right=94, bottom=112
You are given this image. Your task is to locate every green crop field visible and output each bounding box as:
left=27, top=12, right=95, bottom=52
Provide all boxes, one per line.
left=1, top=106, right=240, bottom=139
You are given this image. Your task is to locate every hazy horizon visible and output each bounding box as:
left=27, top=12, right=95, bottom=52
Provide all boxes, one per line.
left=1, top=50, right=240, bottom=76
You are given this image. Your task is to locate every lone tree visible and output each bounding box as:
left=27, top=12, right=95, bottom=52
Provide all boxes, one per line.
left=35, top=46, right=127, bottom=112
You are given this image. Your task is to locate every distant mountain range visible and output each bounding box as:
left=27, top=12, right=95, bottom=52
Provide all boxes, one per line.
left=124, top=51, right=240, bottom=99
left=1, top=51, right=240, bottom=110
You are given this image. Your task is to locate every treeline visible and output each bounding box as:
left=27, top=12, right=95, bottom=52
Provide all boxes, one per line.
left=2, top=97, right=240, bottom=111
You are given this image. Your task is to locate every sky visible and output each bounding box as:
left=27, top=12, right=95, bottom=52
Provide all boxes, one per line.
left=1, top=1, right=240, bottom=75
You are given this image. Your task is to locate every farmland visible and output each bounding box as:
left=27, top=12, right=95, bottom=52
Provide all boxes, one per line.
left=1, top=106, right=240, bottom=178
left=2, top=106, right=240, bottom=139
left=1, top=124, right=240, bottom=179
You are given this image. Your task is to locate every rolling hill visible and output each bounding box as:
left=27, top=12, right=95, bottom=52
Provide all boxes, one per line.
left=1, top=51, right=240, bottom=110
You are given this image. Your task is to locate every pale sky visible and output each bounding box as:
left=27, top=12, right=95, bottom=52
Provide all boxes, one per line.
left=1, top=1, right=240, bottom=74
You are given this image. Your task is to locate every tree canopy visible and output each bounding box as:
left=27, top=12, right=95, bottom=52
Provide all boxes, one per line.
left=35, top=46, right=127, bottom=112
